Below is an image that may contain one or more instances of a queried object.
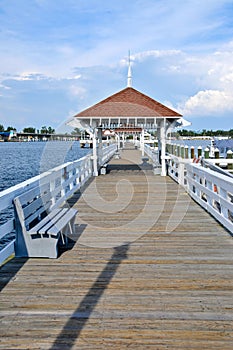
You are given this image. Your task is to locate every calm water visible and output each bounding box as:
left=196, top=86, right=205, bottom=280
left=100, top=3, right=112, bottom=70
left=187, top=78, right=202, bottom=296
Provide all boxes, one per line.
left=0, top=141, right=91, bottom=192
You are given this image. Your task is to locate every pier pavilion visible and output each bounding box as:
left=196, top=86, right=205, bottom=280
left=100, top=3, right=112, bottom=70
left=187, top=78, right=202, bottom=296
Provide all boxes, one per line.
left=67, top=65, right=185, bottom=176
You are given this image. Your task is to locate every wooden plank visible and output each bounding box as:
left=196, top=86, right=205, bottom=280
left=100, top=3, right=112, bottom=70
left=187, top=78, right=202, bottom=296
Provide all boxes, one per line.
left=0, top=148, right=233, bottom=349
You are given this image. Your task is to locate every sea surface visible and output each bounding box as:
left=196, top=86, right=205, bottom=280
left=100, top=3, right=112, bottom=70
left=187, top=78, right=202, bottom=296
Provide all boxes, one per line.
left=0, top=141, right=91, bottom=192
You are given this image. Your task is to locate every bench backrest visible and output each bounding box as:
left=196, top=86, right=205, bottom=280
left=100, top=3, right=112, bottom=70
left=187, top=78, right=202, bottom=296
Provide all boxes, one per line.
left=14, top=183, right=52, bottom=232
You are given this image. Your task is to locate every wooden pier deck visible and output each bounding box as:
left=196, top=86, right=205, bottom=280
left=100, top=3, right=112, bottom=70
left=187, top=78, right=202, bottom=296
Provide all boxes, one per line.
left=0, top=148, right=233, bottom=349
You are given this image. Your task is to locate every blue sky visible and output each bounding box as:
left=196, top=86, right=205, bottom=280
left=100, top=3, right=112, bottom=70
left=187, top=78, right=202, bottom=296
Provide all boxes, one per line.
left=0, top=0, right=233, bottom=132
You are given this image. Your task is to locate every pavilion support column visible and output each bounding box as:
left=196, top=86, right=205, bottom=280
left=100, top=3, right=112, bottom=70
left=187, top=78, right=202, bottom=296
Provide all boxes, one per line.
left=140, top=129, right=145, bottom=156
left=122, top=133, right=125, bottom=148
left=157, top=119, right=166, bottom=176
left=116, top=134, right=120, bottom=150
left=97, top=127, right=103, bottom=165
left=98, top=127, right=103, bottom=146
left=92, top=129, right=98, bottom=177
left=160, top=119, right=167, bottom=176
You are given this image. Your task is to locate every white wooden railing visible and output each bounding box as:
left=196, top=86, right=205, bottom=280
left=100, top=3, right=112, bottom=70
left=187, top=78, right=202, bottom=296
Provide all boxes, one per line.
left=145, top=147, right=233, bottom=234
left=167, top=156, right=191, bottom=186
left=166, top=156, right=233, bottom=233
left=186, top=163, right=233, bottom=233
left=98, top=143, right=118, bottom=166
left=144, top=144, right=159, bottom=165
left=0, top=154, right=92, bottom=265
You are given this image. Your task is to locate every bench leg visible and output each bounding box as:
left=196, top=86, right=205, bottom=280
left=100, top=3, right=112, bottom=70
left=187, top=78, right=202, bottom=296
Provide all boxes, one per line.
left=68, top=216, right=76, bottom=234
left=59, top=216, right=76, bottom=246
left=60, top=231, right=66, bottom=245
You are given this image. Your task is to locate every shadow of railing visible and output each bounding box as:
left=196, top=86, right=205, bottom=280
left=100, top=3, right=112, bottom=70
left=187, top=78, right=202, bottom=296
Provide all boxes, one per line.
left=0, top=257, right=28, bottom=292
left=50, top=244, right=129, bottom=350
left=108, top=162, right=153, bottom=173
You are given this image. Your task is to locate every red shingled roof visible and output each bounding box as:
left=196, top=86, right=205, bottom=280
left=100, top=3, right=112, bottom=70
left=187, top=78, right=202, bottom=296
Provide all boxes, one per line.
left=74, top=87, right=182, bottom=118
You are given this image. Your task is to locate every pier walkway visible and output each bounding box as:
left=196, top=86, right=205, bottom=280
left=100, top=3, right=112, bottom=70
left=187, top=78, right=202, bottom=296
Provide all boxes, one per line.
left=0, top=148, right=233, bottom=349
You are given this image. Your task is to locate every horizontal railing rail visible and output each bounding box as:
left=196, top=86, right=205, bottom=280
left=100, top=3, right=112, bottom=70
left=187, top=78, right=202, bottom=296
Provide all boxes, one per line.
left=0, top=154, right=92, bottom=265
left=202, top=159, right=233, bottom=177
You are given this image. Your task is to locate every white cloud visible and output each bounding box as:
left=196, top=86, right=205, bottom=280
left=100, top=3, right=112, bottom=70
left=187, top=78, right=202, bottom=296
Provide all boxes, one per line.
left=120, top=50, right=182, bottom=66
left=13, top=72, right=45, bottom=81
left=133, top=50, right=182, bottom=61
left=69, top=85, right=86, bottom=98
left=181, top=89, right=233, bottom=116
left=0, top=83, right=11, bottom=90
left=66, top=74, right=82, bottom=81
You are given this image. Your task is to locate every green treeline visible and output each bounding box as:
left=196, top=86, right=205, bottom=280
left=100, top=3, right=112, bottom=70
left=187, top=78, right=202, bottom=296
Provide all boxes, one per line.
left=0, top=124, right=55, bottom=134
left=177, top=129, right=233, bottom=137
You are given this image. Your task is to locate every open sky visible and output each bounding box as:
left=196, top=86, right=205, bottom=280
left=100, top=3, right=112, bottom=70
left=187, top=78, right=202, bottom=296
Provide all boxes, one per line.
left=0, top=0, right=233, bottom=132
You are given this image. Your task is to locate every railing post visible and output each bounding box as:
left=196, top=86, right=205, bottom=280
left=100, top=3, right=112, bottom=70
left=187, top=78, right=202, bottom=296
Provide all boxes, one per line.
left=190, top=146, right=195, bottom=159
left=177, top=145, right=180, bottom=158
left=214, top=148, right=220, bottom=167
left=75, top=163, right=80, bottom=188
left=171, top=143, right=174, bottom=155
left=227, top=150, right=233, bottom=170
left=198, top=146, right=202, bottom=158
left=50, top=176, right=56, bottom=206
left=204, top=147, right=210, bottom=159
left=178, top=161, right=185, bottom=186
left=185, top=145, right=189, bottom=159
left=180, top=145, right=184, bottom=159
left=173, top=144, right=176, bottom=156
left=219, top=186, right=228, bottom=220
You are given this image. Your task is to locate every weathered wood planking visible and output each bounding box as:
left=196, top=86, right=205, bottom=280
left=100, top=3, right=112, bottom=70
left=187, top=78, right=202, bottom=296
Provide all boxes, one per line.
left=0, top=148, right=233, bottom=349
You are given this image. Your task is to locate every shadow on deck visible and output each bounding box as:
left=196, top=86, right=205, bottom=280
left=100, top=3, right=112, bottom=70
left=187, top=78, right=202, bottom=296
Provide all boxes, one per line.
left=50, top=244, right=129, bottom=350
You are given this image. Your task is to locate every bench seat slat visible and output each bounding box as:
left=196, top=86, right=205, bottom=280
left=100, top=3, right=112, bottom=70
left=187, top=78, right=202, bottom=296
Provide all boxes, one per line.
left=31, top=208, right=68, bottom=235
left=28, top=208, right=62, bottom=234
left=46, top=208, right=77, bottom=235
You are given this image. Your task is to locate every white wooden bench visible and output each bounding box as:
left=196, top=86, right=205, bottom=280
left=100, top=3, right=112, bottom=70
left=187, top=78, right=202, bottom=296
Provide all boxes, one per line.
left=14, top=183, right=78, bottom=258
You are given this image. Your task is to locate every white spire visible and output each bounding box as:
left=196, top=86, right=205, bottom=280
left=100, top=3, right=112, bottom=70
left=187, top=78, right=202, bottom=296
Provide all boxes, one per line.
left=127, top=50, right=132, bottom=87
